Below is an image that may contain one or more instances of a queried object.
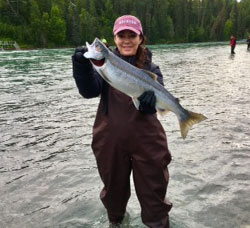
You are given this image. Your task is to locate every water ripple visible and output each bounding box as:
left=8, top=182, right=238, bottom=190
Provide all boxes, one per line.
left=1, top=44, right=250, bottom=227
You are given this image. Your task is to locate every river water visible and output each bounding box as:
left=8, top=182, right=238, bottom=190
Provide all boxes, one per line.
left=0, top=42, right=250, bottom=228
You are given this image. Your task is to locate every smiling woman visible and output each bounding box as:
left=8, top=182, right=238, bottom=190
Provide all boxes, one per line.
left=72, top=15, right=173, bottom=228
left=114, top=30, right=142, bottom=56
left=113, top=15, right=143, bottom=57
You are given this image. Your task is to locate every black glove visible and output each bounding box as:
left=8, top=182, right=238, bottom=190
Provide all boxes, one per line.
left=73, top=46, right=92, bottom=71
left=138, top=90, right=157, bottom=114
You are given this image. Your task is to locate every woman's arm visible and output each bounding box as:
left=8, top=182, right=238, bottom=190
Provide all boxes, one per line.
left=72, top=47, right=104, bottom=98
left=150, top=63, right=164, bottom=86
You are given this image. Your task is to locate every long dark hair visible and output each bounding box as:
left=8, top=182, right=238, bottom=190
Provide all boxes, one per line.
left=136, top=35, right=151, bottom=69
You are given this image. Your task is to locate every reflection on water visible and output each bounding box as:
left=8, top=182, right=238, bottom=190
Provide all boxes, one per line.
left=0, top=43, right=250, bottom=228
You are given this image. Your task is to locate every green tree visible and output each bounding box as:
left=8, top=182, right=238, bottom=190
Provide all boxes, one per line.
left=210, top=2, right=227, bottom=40
left=79, top=8, right=96, bottom=43
left=41, top=13, right=50, bottom=47
left=224, top=19, right=233, bottom=38
left=67, top=2, right=81, bottom=45
left=30, top=0, right=42, bottom=45
left=48, top=5, right=66, bottom=45
left=1, top=0, right=250, bottom=47
left=238, top=0, right=250, bottom=37
left=100, top=0, right=116, bottom=43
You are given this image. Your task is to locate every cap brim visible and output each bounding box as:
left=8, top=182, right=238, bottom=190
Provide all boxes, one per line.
left=114, top=26, right=141, bottom=35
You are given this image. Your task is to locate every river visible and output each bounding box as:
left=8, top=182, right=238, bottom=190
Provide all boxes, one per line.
left=1, top=42, right=250, bottom=228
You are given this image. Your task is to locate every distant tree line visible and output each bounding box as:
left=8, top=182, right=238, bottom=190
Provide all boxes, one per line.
left=0, top=0, right=250, bottom=48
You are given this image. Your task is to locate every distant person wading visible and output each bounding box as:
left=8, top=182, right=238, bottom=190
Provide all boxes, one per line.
left=230, top=35, right=236, bottom=54
left=247, top=36, right=250, bottom=50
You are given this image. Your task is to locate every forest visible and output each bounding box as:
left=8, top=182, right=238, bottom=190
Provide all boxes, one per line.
left=0, top=0, right=250, bottom=48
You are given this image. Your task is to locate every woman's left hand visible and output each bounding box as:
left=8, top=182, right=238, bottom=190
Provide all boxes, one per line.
left=138, top=90, right=157, bottom=114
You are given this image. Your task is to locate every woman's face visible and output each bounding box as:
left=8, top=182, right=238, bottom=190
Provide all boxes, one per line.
left=114, top=30, right=142, bottom=56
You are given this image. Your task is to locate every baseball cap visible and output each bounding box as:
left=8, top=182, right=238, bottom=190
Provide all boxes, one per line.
left=113, top=15, right=143, bottom=35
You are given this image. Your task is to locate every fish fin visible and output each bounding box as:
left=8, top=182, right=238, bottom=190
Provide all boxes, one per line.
left=84, top=42, right=91, bottom=58
left=142, top=70, right=158, bottom=81
left=132, top=97, right=140, bottom=110
left=180, top=111, right=207, bottom=139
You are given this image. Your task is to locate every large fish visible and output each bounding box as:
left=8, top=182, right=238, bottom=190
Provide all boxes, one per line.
left=84, top=38, right=207, bottom=139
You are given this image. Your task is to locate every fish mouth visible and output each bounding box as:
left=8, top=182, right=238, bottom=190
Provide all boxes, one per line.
left=90, top=58, right=105, bottom=67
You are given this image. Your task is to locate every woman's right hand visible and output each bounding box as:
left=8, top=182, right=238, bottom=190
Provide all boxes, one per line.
left=73, top=47, right=90, bottom=64
left=72, top=46, right=92, bottom=72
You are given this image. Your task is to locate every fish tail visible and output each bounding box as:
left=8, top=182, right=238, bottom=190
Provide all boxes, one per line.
left=180, top=111, right=207, bottom=139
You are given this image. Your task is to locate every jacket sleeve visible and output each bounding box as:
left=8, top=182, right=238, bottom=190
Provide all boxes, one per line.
left=72, top=56, right=104, bottom=98
left=150, top=63, right=164, bottom=86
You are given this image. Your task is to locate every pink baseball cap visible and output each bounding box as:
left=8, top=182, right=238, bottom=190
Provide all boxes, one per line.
left=113, top=15, right=143, bottom=35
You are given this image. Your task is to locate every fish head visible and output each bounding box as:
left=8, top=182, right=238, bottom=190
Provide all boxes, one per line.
left=84, top=38, right=109, bottom=67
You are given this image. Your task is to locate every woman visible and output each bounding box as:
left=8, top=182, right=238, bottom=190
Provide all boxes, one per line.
left=72, top=15, right=172, bottom=228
